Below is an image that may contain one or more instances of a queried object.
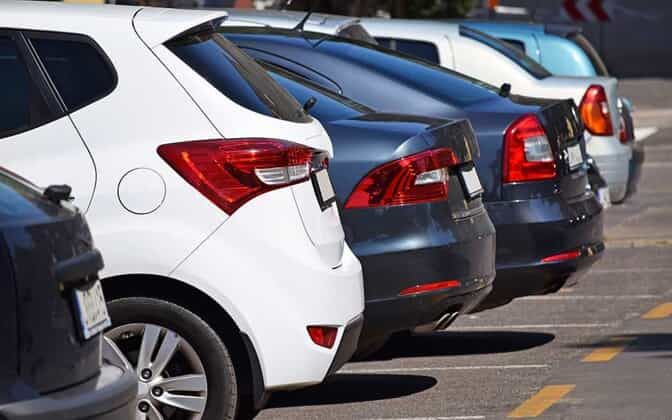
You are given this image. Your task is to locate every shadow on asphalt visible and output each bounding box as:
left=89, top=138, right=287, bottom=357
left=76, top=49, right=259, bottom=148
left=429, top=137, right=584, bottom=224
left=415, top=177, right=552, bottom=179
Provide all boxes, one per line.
left=569, top=333, right=672, bottom=357
left=358, top=331, right=556, bottom=361
left=266, top=373, right=437, bottom=408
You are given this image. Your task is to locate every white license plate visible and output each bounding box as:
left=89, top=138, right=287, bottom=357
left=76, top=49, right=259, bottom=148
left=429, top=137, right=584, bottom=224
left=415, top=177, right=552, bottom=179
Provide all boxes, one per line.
left=597, top=186, right=611, bottom=209
left=314, top=169, right=336, bottom=207
left=460, top=166, right=484, bottom=198
left=567, top=144, right=584, bottom=169
left=73, top=280, right=111, bottom=340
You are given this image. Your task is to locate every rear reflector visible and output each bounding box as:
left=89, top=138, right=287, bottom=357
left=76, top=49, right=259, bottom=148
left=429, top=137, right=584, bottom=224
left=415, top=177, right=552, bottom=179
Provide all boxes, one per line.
left=503, top=114, right=557, bottom=183
left=541, top=249, right=582, bottom=263
left=399, top=280, right=461, bottom=297
left=580, top=85, right=614, bottom=136
left=345, top=148, right=458, bottom=209
left=158, top=138, right=317, bottom=214
left=307, top=326, right=338, bottom=349
left=618, top=114, right=629, bottom=144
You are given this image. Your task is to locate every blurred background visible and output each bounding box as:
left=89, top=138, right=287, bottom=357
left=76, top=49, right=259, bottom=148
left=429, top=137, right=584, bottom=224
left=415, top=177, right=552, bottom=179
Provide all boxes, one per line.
left=43, top=0, right=672, bottom=80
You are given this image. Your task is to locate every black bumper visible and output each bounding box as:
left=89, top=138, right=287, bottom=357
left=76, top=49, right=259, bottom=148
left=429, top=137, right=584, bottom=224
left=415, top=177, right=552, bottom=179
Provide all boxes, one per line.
left=327, top=314, right=364, bottom=375
left=477, top=192, right=604, bottom=311
left=0, top=364, right=137, bottom=420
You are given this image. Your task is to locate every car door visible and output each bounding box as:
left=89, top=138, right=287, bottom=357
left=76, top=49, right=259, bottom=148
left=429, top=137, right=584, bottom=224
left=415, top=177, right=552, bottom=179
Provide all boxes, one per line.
left=0, top=30, right=96, bottom=211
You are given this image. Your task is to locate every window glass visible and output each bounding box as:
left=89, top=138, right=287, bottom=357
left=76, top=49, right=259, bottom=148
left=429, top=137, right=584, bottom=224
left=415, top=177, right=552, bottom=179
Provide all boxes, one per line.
left=376, top=38, right=440, bottom=64
left=263, top=62, right=372, bottom=122
left=30, top=36, right=116, bottom=111
left=0, top=36, right=53, bottom=138
left=459, top=25, right=552, bottom=79
left=167, top=30, right=310, bottom=123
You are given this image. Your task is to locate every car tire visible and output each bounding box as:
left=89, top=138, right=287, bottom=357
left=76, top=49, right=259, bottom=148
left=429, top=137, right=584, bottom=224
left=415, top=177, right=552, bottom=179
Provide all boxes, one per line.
left=106, top=297, right=238, bottom=420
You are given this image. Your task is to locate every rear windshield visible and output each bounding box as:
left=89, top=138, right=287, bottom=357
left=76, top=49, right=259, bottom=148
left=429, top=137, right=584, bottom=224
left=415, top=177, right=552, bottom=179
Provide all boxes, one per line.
left=459, top=25, right=552, bottom=80
left=166, top=30, right=311, bottom=123
left=263, top=62, right=371, bottom=122
left=568, top=33, right=609, bottom=77
left=376, top=38, right=440, bottom=64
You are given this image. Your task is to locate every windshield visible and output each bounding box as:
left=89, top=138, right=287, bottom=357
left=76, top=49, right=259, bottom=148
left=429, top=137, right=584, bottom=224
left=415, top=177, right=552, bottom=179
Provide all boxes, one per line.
left=166, top=30, right=311, bottom=123
left=263, top=62, right=372, bottom=122
left=569, top=33, right=610, bottom=77
left=459, top=25, right=553, bottom=80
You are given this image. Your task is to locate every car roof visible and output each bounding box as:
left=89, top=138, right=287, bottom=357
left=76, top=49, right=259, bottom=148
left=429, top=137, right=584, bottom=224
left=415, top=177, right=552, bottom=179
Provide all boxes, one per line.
left=461, top=20, right=582, bottom=37
left=360, top=17, right=462, bottom=38
left=0, top=1, right=227, bottom=47
left=224, top=9, right=362, bottom=35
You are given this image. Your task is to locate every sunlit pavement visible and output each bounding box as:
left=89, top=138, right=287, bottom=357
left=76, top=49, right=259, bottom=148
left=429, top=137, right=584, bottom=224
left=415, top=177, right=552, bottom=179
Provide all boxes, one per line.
left=255, top=80, right=672, bottom=420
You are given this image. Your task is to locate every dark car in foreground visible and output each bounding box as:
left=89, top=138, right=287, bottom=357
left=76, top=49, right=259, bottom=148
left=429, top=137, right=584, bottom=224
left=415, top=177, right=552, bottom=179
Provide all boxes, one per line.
left=223, top=27, right=604, bottom=310
left=0, top=169, right=136, bottom=419
left=266, top=64, right=496, bottom=355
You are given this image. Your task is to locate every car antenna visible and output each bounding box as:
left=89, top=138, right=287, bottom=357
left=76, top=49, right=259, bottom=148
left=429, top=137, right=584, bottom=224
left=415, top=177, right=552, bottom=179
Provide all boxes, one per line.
left=499, top=83, right=511, bottom=97
left=293, top=0, right=317, bottom=32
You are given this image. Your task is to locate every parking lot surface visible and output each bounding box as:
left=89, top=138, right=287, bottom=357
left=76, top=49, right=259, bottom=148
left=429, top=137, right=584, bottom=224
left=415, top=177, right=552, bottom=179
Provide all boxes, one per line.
left=255, top=80, right=672, bottom=420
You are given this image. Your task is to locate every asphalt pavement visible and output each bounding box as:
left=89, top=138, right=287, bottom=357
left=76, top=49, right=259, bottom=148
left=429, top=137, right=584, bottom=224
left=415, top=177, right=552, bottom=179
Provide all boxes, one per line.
left=255, top=79, right=672, bottom=420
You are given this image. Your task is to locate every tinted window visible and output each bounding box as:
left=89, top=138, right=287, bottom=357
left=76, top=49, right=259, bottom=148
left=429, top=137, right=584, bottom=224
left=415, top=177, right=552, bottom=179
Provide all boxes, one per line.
left=0, top=36, right=54, bottom=138
left=459, top=25, right=552, bottom=80
left=376, top=38, right=440, bottom=64
left=30, top=35, right=116, bottom=111
left=263, top=63, right=371, bottom=122
left=167, top=30, right=310, bottom=123
left=569, top=33, right=609, bottom=76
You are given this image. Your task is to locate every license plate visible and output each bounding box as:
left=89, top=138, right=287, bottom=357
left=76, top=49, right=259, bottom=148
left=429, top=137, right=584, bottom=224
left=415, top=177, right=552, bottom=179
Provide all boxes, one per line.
left=460, top=166, right=484, bottom=199
left=73, top=280, right=111, bottom=340
left=312, top=169, right=336, bottom=210
left=597, top=186, right=611, bottom=209
left=567, top=144, right=583, bottom=169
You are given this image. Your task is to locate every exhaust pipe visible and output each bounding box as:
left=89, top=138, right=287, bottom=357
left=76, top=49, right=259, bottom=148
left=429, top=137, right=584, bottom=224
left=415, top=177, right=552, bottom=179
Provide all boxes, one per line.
left=412, top=311, right=460, bottom=334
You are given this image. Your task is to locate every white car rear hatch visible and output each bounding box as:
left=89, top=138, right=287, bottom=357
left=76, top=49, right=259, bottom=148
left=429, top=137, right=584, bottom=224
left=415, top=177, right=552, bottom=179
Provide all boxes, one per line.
left=134, top=8, right=344, bottom=267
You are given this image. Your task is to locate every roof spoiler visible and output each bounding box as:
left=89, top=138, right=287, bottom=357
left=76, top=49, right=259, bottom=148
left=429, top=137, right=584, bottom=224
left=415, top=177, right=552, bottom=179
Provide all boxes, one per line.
left=134, top=9, right=228, bottom=48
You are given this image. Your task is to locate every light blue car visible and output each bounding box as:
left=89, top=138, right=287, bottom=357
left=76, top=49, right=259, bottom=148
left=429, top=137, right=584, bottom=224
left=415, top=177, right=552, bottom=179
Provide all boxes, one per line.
left=463, top=21, right=643, bottom=201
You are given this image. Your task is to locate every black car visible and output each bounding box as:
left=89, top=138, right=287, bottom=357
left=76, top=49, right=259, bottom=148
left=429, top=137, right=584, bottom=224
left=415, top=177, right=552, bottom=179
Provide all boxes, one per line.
left=266, top=64, right=496, bottom=355
left=223, top=27, right=604, bottom=310
left=0, top=169, right=136, bottom=419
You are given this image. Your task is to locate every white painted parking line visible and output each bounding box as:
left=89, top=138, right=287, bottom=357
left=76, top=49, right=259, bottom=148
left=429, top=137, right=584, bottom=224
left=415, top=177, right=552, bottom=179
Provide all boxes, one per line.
left=365, top=416, right=486, bottom=420
left=521, top=295, right=657, bottom=301
left=343, top=364, right=550, bottom=375
left=634, top=126, right=659, bottom=142
left=453, top=323, right=617, bottom=330
left=365, top=416, right=485, bottom=420
left=590, top=267, right=672, bottom=274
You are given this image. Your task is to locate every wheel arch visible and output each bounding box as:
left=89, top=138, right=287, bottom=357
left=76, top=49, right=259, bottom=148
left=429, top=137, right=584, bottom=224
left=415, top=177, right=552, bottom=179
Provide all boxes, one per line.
left=101, top=273, right=268, bottom=414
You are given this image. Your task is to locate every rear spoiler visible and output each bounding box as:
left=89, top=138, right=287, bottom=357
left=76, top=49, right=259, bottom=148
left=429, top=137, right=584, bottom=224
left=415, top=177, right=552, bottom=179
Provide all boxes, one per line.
left=134, top=8, right=228, bottom=48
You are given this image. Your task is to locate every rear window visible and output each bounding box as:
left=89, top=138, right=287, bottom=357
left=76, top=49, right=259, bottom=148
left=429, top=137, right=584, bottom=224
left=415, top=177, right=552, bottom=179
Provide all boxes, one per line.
left=376, top=38, right=440, bottom=64
left=459, top=25, right=552, bottom=80
left=167, top=30, right=311, bottom=123
left=263, top=62, right=371, bottom=122
left=29, top=34, right=117, bottom=112
left=568, top=33, right=609, bottom=77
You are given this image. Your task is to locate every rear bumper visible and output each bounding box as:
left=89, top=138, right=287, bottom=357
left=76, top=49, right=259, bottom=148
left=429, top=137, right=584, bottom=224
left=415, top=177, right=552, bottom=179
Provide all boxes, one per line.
left=0, top=364, right=137, bottom=420
left=479, top=191, right=604, bottom=310
left=327, top=314, right=364, bottom=375
left=625, top=143, right=645, bottom=199
left=348, top=208, right=496, bottom=340
left=587, top=136, right=631, bottom=202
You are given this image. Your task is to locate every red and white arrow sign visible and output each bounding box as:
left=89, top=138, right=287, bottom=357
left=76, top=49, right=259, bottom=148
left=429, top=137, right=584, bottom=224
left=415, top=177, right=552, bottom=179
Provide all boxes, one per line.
left=563, top=0, right=612, bottom=22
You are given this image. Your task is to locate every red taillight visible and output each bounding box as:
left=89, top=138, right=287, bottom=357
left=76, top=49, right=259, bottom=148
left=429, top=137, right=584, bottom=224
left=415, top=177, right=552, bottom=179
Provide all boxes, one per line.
left=158, top=138, right=315, bottom=214
left=541, top=249, right=581, bottom=263
left=398, top=280, right=461, bottom=297
left=307, top=326, right=338, bottom=349
left=618, top=114, right=629, bottom=144
left=503, top=114, right=557, bottom=184
left=344, top=148, right=458, bottom=209
left=580, top=85, right=614, bottom=136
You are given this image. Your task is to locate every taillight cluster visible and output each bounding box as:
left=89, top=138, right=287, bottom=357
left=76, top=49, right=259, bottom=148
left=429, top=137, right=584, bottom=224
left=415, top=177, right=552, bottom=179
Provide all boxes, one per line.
left=503, top=114, right=557, bottom=184
left=345, top=148, right=458, bottom=209
left=158, top=138, right=317, bottom=214
left=579, top=85, right=614, bottom=136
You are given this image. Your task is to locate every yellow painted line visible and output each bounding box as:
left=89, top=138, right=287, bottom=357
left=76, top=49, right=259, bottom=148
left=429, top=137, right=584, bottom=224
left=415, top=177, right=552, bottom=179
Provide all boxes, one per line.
left=508, top=385, right=575, bottom=418
left=582, top=338, right=634, bottom=362
left=642, top=302, right=672, bottom=319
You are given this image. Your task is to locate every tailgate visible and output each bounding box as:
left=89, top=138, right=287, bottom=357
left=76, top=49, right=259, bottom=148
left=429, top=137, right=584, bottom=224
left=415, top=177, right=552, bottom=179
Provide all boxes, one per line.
left=537, top=99, right=588, bottom=199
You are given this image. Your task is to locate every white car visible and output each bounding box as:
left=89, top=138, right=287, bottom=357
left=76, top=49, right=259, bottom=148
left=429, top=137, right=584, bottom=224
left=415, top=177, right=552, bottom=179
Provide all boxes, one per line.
left=360, top=19, right=631, bottom=203
left=0, top=2, right=364, bottom=419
